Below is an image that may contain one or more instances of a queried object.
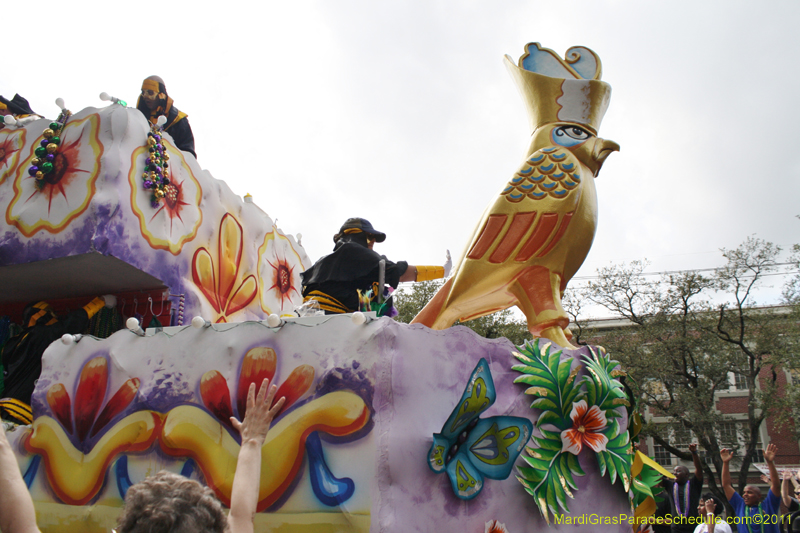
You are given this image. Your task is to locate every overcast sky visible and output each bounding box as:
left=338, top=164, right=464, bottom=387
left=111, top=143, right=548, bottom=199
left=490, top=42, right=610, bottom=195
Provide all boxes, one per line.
left=6, top=0, right=799, bottom=315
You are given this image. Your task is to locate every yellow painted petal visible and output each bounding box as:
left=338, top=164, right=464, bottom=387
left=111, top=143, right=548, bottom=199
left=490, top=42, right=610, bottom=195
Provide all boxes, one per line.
left=25, top=412, right=160, bottom=505
left=160, top=390, right=369, bottom=510
left=192, top=248, right=220, bottom=313
left=225, top=275, right=258, bottom=316
left=218, top=213, right=244, bottom=304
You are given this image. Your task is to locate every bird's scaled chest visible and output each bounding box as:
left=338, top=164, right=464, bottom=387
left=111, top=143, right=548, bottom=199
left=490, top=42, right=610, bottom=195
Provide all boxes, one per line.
left=501, top=147, right=583, bottom=203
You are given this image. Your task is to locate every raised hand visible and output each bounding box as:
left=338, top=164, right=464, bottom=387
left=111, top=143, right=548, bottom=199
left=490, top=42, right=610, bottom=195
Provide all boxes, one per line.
left=763, top=443, right=777, bottom=463
left=688, top=443, right=698, bottom=453
left=230, top=378, right=286, bottom=447
left=720, top=448, right=733, bottom=463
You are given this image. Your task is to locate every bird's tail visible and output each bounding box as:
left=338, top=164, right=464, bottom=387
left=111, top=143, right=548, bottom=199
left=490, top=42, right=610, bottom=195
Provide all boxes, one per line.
left=410, top=277, right=454, bottom=328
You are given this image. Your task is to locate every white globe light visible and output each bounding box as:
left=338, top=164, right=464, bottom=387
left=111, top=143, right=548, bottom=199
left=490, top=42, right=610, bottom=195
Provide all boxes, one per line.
left=61, top=333, right=74, bottom=345
left=266, top=314, right=282, bottom=327
left=157, top=115, right=167, bottom=126
left=126, top=317, right=140, bottom=331
left=55, top=97, right=65, bottom=109
left=191, top=316, right=207, bottom=329
left=99, top=92, right=110, bottom=101
left=351, top=312, right=367, bottom=325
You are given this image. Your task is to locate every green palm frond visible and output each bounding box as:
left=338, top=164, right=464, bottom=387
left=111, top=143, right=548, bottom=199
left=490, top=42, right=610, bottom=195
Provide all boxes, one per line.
left=631, top=459, right=665, bottom=508
left=512, top=339, right=585, bottom=431
left=596, top=419, right=634, bottom=491
left=517, top=427, right=585, bottom=524
left=581, top=346, right=630, bottom=419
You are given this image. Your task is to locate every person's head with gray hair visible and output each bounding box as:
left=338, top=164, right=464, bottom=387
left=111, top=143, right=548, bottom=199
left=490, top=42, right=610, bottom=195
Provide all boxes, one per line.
left=116, top=470, right=229, bottom=533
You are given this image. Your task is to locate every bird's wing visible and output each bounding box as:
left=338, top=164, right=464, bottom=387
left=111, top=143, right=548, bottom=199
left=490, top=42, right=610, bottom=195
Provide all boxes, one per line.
left=463, top=146, right=583, bottom=265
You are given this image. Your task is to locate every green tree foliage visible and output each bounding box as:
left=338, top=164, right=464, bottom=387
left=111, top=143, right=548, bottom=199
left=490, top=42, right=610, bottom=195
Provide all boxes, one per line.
left=392, top=280, right=532, bottom=346
left=565, top=237, right=800, bottom=503
left=784, top=243, right=800, bottom=305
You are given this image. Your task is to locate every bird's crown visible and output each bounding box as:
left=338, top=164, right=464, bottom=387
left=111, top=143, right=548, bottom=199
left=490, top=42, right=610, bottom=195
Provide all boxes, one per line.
left=505, top=43, right=612, bottom=135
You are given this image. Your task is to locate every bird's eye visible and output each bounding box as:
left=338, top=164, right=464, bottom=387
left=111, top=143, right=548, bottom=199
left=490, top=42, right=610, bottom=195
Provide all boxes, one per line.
left=552, top=125, right=592, bottom=147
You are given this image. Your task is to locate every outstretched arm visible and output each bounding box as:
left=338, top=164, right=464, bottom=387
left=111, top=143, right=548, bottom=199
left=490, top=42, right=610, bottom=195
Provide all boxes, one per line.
left=782, top=470, right=793, bottom=509
left=702, top=498, right=717, bottom=533
left=764, top=443, right=781, bottom=498
left=400, top=251, right=452, bottom=282
left=689, top=443, right=703, bottom=482
left=720, top=448, right=735, bottom=501
left=227, top=379, right=286, bottom=533
left=0, top=426, right=41, bottom=533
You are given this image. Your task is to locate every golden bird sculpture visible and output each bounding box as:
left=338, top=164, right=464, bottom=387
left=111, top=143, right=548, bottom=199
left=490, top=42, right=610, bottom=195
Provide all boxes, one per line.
left=412, top=43, right=619, bottom=348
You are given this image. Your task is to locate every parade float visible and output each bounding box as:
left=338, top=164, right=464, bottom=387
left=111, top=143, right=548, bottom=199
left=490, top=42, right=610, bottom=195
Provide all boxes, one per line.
left=0, top=42, right=670, bottom=532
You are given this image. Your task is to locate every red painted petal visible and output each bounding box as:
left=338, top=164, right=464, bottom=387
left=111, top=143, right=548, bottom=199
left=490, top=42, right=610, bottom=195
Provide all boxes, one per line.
left=569, top=399, right=589, bottom=425
left=74, top=357, right=108, bottom=441
left=582, top=431, right=609, bottom=453
left=273, top=364, right=315, bottom=415
left=236, top=347, right=277, bottom=420
left=46, top=383, right=73, bottom=434
left=90, top=378, right=140, bottom=437
left=582, top=405, right=608, bottom=432
left=486, top=520, right=509, bottom=533
left=200, top=370, right=234, bottom=429
left=560, top=428, right=584, bottom=455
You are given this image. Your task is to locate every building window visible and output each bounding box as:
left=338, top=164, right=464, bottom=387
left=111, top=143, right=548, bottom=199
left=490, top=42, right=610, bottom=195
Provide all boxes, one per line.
left=730, top=372, right=748, bottom=390
left=752, top=448, right=765, bottom=463
left=717, top=421, right=764, bottom=461
left=672, top=426, right=693, bottom=452
left=718, top=422, right=740, bottom=450
left=654, top=442, right=672, bottom=466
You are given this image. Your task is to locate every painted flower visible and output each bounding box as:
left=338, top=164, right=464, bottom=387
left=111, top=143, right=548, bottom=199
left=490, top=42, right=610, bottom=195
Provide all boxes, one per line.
left=258, top=227, right=306, bottom=315
left=24, top=356, right=159, bottom=505
left=192, top=213, right=258, bottom=322
left=6, top=113, right=104, bottom=236
left=560, top=399, right=608, bottom=455
left=199, top=346, right=315, bottom=431
left=0, top=128, right=25, bottom=183
left=128, top=140, right=202, bottom=254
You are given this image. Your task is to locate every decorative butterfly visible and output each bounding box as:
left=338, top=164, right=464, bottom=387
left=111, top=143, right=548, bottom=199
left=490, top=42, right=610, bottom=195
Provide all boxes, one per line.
left=428, top=358, right=533, bottom=500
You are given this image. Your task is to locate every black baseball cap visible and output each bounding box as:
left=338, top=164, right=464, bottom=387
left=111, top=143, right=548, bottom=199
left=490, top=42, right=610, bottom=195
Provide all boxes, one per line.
left=0, top=94, right=37, bottom=116
left=334, top=217, right=386, bottom=243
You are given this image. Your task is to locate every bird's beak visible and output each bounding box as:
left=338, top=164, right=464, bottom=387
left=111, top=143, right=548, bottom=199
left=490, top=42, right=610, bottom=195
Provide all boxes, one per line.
left=591, top=138, right=620, bottom=177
